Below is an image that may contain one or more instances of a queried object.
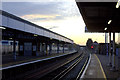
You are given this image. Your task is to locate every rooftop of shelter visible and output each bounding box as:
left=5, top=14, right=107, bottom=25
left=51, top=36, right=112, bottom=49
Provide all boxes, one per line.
left=0, top=10, right=73, bottom=42
left=76, top=1, right=120, bottom=33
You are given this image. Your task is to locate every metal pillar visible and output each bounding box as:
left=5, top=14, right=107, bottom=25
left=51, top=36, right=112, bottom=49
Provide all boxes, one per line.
left=105, top=33, right=108, bottom=43
left=63, top=44, right=64, bottom=53
left=112, top=32, right=116, bottom=70
left=67, top=44, right=70, bottom=52
left=0, top=29, right=2, bottom=55
left=105, top=33, right=107, bottom=43
left=49, top=43, right=52, bottom=54
left=57, top=43, right=59, bottom=53
left=36, top=42, right=40, bottom=56
left=71, top=44, right=73, bottom=51
left=40, top=43, right=42, bottom=53
left=0, top=29, right=2, bottom=69
left=108, top=32, right=112, bottom=66
left=13, top=38, right=16, bottom=60
left=42, top=43, right=45, bottom=55
left=45, top=43, right=48, bottom=55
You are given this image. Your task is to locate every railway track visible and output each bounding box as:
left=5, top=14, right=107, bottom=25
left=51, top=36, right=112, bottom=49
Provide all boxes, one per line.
left=20, top=51, right=82, bottom=80
left=2, top=51, right=80, bottom=80
left=2, top=50, right=90, bottom=80
left=51, top=54, right=85, bottom=80
left=39, top=51, right=89, bottom=80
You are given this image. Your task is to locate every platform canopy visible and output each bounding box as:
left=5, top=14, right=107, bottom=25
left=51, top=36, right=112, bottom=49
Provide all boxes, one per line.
left=76, top=0, right=120, bottom=32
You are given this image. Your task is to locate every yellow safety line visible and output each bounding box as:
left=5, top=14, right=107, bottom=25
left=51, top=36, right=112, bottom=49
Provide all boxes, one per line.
left=94, top=54, right=107, bottom=80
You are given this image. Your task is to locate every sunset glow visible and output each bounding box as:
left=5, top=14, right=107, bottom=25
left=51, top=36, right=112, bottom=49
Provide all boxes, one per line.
left=2, top=0, right=119, bottom=45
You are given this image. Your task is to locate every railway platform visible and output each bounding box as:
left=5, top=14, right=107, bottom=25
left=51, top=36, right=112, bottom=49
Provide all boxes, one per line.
left=1, top=51, right=76, bottom=68
left=81, top=54, right=106, bottom=80
left=81, top=53, right=120, bottom=80
left=97, top=54, right=120, bottom=80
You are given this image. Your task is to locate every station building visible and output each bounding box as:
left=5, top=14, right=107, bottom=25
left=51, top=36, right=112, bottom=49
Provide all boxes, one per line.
left=0, top=10, right=74, bottom=57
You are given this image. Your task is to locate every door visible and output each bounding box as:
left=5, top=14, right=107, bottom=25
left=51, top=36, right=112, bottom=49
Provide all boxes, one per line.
left=24, top=42, right=32, bottom=56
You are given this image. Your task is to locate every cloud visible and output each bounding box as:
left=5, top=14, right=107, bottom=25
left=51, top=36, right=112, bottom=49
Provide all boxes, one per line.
left=32, top=18, right=47, bottom=21
left=2, top=1, right=80, bottom=21
left=2, top=2, right=63, bottom=16
left=21, top=14, right=60, bottom=19
left=1, top=1, right=87, bottom=45
left=21, top=14, right=64, bottom=21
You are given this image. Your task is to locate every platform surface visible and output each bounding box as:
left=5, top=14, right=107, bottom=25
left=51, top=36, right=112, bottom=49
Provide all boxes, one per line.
left=1, top=51, right=76, bottom=69
left=97, top=54, right=120, bottom=80
left=82, top=54, right=107, bottom=80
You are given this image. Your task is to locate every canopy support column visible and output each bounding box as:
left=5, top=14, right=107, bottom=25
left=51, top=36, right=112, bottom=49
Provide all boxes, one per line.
left=111, top=32, right=116, bottom=71
left=13, top=34, right=16, bottom=60
left=108, top=32, right=112, bottom=67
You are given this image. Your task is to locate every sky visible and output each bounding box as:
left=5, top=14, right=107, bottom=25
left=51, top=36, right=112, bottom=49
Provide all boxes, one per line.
left=1, top=0, right=119, bottom=45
